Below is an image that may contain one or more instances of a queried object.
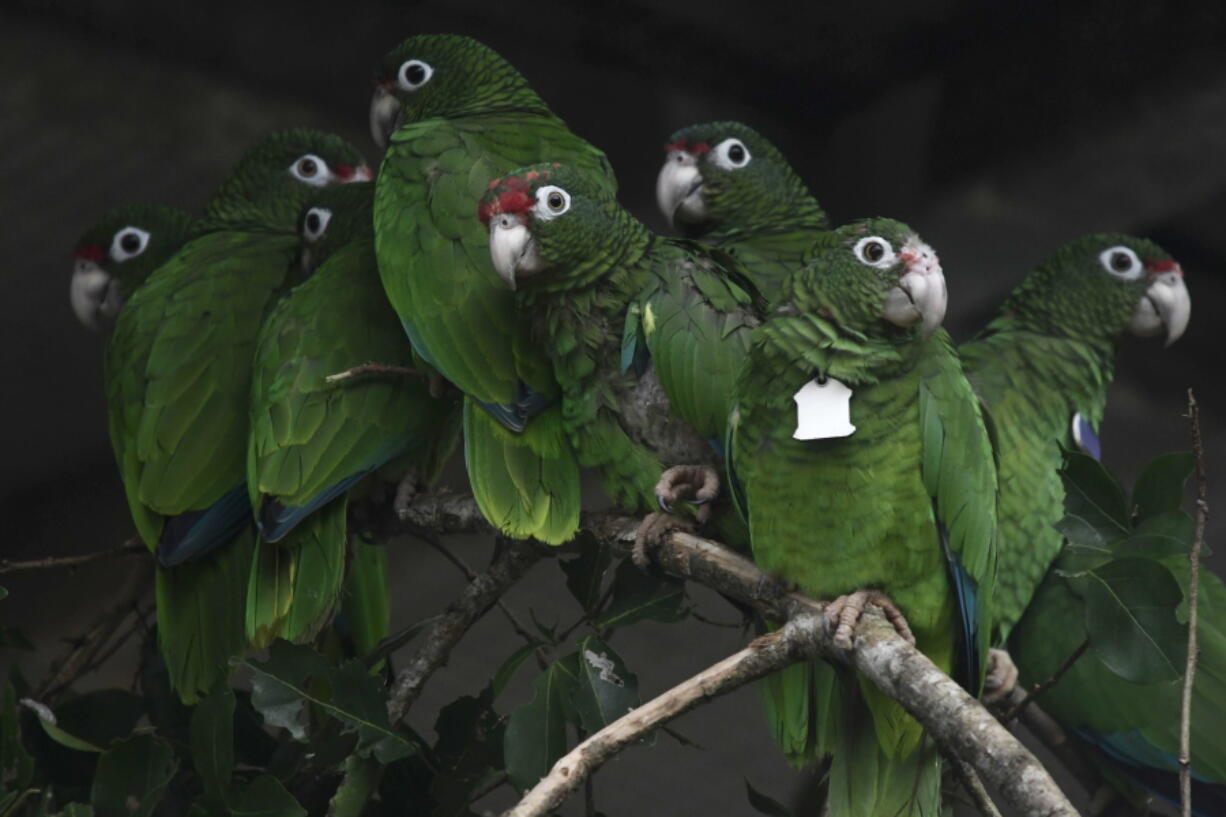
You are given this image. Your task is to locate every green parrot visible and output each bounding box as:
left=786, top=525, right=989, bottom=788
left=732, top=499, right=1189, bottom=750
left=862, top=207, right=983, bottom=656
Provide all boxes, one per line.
left=655, top=121, right=830, bottom=303
left=70, top=204, right=194, bottom=331
left=959, top=236, right=1220, bottom=809
left=728, top=219, right=996, bottom=817
left=370, top=34, right=617, bottom=544
left=478, top=163, right=762, bottom=525
left=246, top=181, right=461, bottom=652
left=106, top=129, right=370, bottom=700
left=960, top=235, right=1191, bottom=642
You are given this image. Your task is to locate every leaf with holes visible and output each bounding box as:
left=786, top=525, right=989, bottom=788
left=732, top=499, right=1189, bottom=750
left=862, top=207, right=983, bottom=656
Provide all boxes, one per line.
left=1077, top=557, right=1187, bottom=683
left=570, top=636, right=639, bottom=733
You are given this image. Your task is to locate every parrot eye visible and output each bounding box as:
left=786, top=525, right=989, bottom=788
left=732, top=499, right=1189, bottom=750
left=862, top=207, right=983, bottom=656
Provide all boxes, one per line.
left=110, top=226, right=151, bottom=262
left=302, top=207, right=333, bottom=243
left=397, top=59, right=434, bottom=92
left=290, top=154, right=332, bottom=187
left=534, top=185, right=571, bottom=221
left=1098, top=246, right=1143, bottom=281
left=852, top=236, right=897, bottom=269
left=711, top=138, right=751, bottom=170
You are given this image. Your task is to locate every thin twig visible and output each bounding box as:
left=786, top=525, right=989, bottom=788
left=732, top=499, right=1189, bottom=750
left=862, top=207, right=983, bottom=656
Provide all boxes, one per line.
left=0, top=539, right=144, bottom=574
left=325, top=362, right=421, bottom=384
left=947, top=753, right=1003, bottom=817
left=998, top=686, right=1103, bottom=802
left=467, top=771, right=511, bottom=805
left=386, top=538, right=543, bottom=723
left=1181, top=388, right=1208, bottom=817
left=1002, top=639, right=1090, bottom=722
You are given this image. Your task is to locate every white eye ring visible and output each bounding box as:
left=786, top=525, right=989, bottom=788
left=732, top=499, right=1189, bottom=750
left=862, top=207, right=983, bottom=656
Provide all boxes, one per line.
left=289, top=154, right=332, bottom=187
left=302, top=207, right=333, bottom=243
left=110, top=226, right=151, bottom=262
left=534, top=185, right=571, bottom=221
left=711, top=138, right=751, bottom=170
left=1098, top=246, right=1143, bottom=280
left=398, top=59, right=434, bottom=92
left=853, top=236, right=897, bottom=269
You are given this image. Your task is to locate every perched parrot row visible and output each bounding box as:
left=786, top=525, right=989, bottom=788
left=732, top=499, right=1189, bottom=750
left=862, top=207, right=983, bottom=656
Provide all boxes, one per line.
left=71, top=32, right=1211, bottom=815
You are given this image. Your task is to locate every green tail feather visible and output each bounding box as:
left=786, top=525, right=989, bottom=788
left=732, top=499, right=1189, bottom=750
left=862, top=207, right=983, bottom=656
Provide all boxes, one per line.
left=156, top=528, right=254, bottom=704
left=761, top=659, right=840, bottom=766
left=463, top=399, right=580, bottom=544
left=245, top=499, right=347, bottom=647
left=342, top=536, right=390, bottom=660
left=827, top=684, right=941, bottom=817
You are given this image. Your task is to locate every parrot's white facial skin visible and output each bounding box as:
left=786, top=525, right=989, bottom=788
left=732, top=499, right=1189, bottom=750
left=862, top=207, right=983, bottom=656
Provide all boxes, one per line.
left=656, top=150, right=707, bottom=228
left=1129, top=267, right=1191, bottom=346
left=489, top=213, right=544, bottom=290
left=70, top=259, right=119, bottom=330
left=881, top=237, right=948, bottom=336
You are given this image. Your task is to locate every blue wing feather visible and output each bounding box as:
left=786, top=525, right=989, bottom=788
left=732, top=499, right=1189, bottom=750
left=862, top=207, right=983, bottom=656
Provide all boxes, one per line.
left=157, top=482, right=252, bottom=567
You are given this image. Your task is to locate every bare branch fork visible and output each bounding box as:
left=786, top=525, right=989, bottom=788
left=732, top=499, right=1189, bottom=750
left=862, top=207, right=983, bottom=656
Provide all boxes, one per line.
left=0, top=539, right=145, bottom=575
left=1181, top=388, right=1208, bottom=817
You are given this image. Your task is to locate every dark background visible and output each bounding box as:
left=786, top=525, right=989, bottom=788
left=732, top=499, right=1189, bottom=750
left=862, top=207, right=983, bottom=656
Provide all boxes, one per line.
left=2, top=1, right=1223, bottom=814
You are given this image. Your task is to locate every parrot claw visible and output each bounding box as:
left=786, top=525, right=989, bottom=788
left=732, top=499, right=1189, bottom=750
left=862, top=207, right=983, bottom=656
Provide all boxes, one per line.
left=983, top=648, right=1019, bottom=704
left=633, top=511, right=695, bottom=569
left=654, top=465, right=720, bottom=521
left=824, top=589, right=915, bottom=651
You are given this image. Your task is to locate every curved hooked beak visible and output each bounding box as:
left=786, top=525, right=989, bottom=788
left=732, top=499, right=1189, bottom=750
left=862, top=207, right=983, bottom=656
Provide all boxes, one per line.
left=488, top=213, right=545, bottom=290
left=369, top=83, right=403, bottom=150
left=656, top=150, right=706, bottom=229
left=1130, top=263, right=1190, bottom=346
left=883, top=237, right=947, bottom=336
left=70, top=258, right=119, bottom=330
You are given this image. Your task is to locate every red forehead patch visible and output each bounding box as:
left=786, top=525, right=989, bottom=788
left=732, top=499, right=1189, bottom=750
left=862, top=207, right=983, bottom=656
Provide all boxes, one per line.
left=1146, top=258, right=1182, bottom=276
left=664, top=139, right=709, bottom=155
left=74, top=245, right=105, bottom=262
left=478, top=175, right=534, bottom=224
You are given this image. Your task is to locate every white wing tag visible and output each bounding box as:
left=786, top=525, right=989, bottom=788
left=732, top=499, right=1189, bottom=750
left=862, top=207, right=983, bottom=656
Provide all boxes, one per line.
left=792, top=377, right=856, bottom=440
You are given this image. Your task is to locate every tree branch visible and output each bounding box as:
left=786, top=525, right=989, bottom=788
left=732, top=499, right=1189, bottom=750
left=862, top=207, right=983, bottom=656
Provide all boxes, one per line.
left=0, top=539, right=145, bottom=574
left=1182, top=388, right=1208, bottom=817
left=324, top=362, right=421, bottom=385
left=502, top=528, right=1079, bottom=817
left=386, top=537, right=544, bottom=723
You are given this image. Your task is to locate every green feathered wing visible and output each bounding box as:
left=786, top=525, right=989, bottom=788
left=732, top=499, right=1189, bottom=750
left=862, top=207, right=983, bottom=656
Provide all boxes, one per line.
left=247, top=237, right=460, bottom=645
left=375, top=112, right=613, bottom=543
left=106, top=230, right=300, bottom=700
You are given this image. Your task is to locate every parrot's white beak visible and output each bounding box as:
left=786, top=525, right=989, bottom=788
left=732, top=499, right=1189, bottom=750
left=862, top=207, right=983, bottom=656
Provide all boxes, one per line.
left=369, top=84, right=403, bottom=151
left=1129, top=264, right=1190, bottom=346
left=489, top=213, right=544, bottom=290
left=70, top=259, right=118, bottom=330
left=656, top=150, right=706, bottom=229
left=883, top=237, right=946, bottom=336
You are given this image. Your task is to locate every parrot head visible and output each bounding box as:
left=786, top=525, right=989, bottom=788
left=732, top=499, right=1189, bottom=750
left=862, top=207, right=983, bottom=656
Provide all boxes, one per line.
left=370, top=34, right=547, bottom=148
left=657, top=121, right=821, bottom=236
left=202, top=129, right=371, bottom=232
left=70, top=204, right=193, bottom=330
left=783, top=218, right=947, bottom=338
left=479, top=163, right=624, bottom=291
left=1004, top=234, right=1190, bottom=346
left=294, top=181, right=374, bottom=276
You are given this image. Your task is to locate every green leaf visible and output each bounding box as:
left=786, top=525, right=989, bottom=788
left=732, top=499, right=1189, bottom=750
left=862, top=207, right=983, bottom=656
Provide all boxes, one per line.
left=243, top=640, right=330, bottom=741
left=1131, top=451, right=1194, bottom=521
left=22, top=700, right=103, bottom=753
left=1078, top=557, right=1188, bottom=683
left=1059, top=452, right=1130, bottom=548
left=190, top=684, right=235, bottom=809
left=490, top=644, right=539, bottom=700
left=1115, top=510, right=1197, bottom=560
left=504, top=659, right=578, bottom=792
left=2, top=684, right=34, bottom=792
left=231, top=774, right=306, bottom=817
left=329, top=659, right=414, bottom=763
left=326, top=755, right=383, bottom=817
left=89, top=735, right=177, bottom=817
left=594, top=559, right=688, bottom=631
left=569, top=636, right=639, bottom=733
left=0, top=586, right=7, bottom=601
left=745, top=779, right=794, bottom=817
left=49, top=803, right=94, bottom=817
left=559, top=533, right=612, bottom=614
left=0, top=628, right=32, bottom=650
